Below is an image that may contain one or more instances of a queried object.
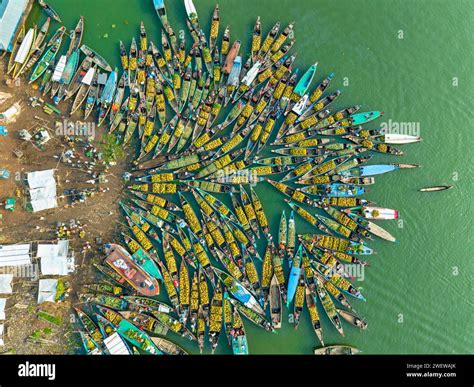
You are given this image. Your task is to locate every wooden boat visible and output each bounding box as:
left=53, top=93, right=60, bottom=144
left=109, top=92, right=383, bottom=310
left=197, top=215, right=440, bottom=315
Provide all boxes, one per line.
left=209, top=4, right=220, bottom=51
left=419, top=185, right=453, bottom=192
left=190, top=271, right=199, bottom=333
left=7, top=25, right=25, bottom=74
left=231, top=309, right=249, bottom=355
left=251, top=17, right=262, bottom=63
left=78, top=331, right=102, bottom=355
left=97, top=69, right=118, bottom=126
left=197, top=307, right=205, bottom=353
left=259, top=22, right=280, bottom=59
left=70, top=65, right=96, bottom=114
left=15, top=19, right=53, bottom=79
left=29, top=34, right=64, bottom=83
left=123, top=296, right=173, bottom=314
left=223, top=294, right=233, bottom=344
left=152, top=311, right=196, bottom=342
left=305, top=286, right=324, bottom=345
left=229, top=298, right=273, bottom=332
left=80, top=45, right=113, bottom=71
left=301, top=183, right=366, bottom=197
left=11, top=27, right=36, bottom=77
left=82, top=282, right=125, bottom=296
left=75, top=307, right=104, bottom=347
left=150, top=337, right=188, bottom=355
left=223, top=40, right=241, bottom=74
left=314, top=346, right=360, bottom=355
left=83, top=69, right=100, bottom=118
left=97, top=306, right=162, bottom=355
left=294, top=62, right=318, bottom=97
left=80, top=293, right=129, bottom=310
left=214, top=268, right=264, bottom=316
left=315, top=276, right=344, bottom=336
left=119, top=311, right=169, bottom=336
left=337, top=309, right=368, bottom=330
left=38, top=0, right=62, bottom=23
left=65, top=55, right=93, bottom=100
left=198, top=267, right=210, bottom=324
left=93, top=263, right=135, bottom=291
left=261, top=244, right=273, bottom=308
left=104, top=243, right=160, bottom=296
left=208, top=284, right=223, bottom=353
left=179, top=260, right=190, bottom=324
left=269, top=274, right=282, bottom=329
left=286, top=245, right=302, bottom=306
left=184, top=0, right=200, bottom=31
left=343, top=205, right=399, bottom=220
left=293, top=270, right=305, bottom=329
left=278, top=210, right=287, bottom=260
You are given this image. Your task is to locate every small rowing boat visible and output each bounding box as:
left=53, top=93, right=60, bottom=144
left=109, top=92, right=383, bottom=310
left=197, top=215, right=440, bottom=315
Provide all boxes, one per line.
left=38, top=0, right=62, bottom=23
left=337, top=309, right=368, bottom=330
left=269, top=274, right=282, bottom=329
left=313, top=346, right=360, bottom=355
left=80, top=44, right=112, bottom=71
left=419, top=185, right=453, bottom=192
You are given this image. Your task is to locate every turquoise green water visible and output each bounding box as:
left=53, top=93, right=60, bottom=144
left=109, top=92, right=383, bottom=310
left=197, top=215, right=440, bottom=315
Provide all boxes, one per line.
left=30, top=0, right=473, bottom=354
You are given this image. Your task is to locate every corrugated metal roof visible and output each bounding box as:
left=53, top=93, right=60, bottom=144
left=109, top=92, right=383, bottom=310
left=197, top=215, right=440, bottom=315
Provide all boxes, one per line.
left=0, top=0, right=29, bottom=52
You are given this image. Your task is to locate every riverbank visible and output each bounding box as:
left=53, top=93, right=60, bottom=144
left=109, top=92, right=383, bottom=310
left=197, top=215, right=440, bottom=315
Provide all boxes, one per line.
left=0, top=55, right=132, bottom=354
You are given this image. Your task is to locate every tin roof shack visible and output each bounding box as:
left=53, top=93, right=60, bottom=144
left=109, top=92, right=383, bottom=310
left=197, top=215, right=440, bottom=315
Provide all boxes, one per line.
left=0, top=0, right=31, bottom=52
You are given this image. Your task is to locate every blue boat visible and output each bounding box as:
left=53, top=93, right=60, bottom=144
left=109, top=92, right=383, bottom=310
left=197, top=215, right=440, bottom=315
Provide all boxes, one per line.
left=348, top=111, right=383, bottom=126
left=231, top=309, right=249, bottom=355
left=301, top=183, right=366, bottom=197
left=97, top=68, right=118, bottom=126
left=293, top=62, right=317, bottom=96
left=286, top=245, right=302, bottom=307
left=213, top=267, right=264, bottom=316
left=343, top=163, right=419, bottom=177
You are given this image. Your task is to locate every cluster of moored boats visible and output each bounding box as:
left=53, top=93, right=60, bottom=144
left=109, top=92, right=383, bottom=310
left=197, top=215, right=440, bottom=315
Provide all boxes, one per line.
left=7, top=0, right=425, bottom=355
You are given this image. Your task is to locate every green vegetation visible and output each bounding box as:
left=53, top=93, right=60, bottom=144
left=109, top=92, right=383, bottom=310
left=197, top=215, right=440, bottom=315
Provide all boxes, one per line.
left=54, top=279, right=67, bottom=302
left=38, top=310, right=63, bottom=326
left=99, top=133, right=126, bottom=163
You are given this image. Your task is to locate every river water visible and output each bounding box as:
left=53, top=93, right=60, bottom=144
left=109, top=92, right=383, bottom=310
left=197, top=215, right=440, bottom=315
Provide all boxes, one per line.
left=28, top=0, right=473, bottom=354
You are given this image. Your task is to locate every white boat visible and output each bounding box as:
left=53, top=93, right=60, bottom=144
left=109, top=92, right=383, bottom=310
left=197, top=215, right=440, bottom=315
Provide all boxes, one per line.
left=364, top=220, right=396, bottom=242
left=14, top=28, right=36, bottom=64
left=362, top=206, right=399, bottom=220
left=81, top=67, right=96, bottom=86
left=382, top=133, right=422, bottom=144
left=184, top=0, right=198, bottom=20
left=292, top=94, right=309, bottom=115
left=52, top=55, right=67, bottom=82
left=241, top=61, right=262, bottom=86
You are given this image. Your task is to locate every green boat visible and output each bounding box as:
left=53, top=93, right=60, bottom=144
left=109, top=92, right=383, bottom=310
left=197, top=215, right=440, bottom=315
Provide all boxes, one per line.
left=29, top=36, right=64, bottom=83
left=97, top=306, right=162, bottom=355
left=293, top=62, right=318, bottom=96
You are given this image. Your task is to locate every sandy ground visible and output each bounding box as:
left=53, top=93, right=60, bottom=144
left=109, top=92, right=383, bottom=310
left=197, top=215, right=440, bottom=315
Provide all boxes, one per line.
left=0, top=57, right=131, bottom=354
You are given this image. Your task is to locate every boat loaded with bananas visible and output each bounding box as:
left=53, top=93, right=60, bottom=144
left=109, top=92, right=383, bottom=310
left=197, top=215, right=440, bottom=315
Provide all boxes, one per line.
left=7, top=0, right=419, bottom=355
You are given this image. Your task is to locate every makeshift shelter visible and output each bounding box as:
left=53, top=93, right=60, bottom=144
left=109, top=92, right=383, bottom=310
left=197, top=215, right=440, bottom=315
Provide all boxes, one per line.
left=0, top=244, right=31, bottom=267
left=38, top=240, right=74, bottom=275
left=103, top=332, right=130, bottom=355
left=37, top=279, right=58, bottom=304
left=0, top=298, right=6, bottom=320
left=0, top=274, right=13, bottom=294
left=26, top=169, right=58, bottom=212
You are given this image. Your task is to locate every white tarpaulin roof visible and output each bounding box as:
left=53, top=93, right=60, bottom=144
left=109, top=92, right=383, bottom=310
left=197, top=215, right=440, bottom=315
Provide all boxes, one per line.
left=104, top=332, right=130, bottom=355
left=27, top=169, right=58, bottom=212
left=38, top=240, right=73, bottom=275
left=37, top=279, right=58, bottom=304
left=0, top=274, right=13, bottom=294
left=0, top=244, right=31, bottom=267
left=0, top=298, right=6, bottom=320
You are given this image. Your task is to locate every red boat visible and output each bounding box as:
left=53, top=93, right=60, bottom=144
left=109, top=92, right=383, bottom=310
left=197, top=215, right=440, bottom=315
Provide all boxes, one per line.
left=105, top=243, right=160, bottom=296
